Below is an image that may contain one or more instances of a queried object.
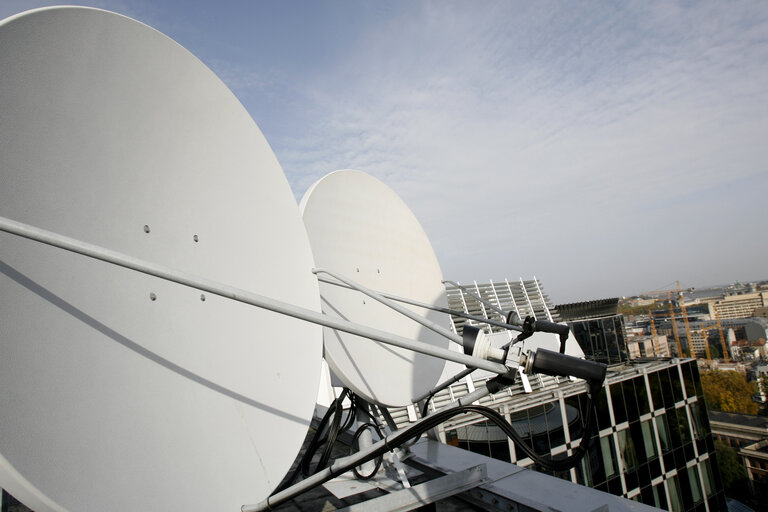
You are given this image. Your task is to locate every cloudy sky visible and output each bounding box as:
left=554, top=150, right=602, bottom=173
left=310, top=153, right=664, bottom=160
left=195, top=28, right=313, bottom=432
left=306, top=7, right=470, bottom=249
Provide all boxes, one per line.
left=3, top=1, right=766, bottom=303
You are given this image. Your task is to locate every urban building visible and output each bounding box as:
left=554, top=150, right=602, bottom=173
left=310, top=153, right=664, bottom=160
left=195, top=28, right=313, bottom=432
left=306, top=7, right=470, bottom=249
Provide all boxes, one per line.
left=403, top=346, right=727, bottom=511
left=628, top=335, right=671, bottom=359
left=713, top=292, right=768, bottom=320
left=707, top=411, right=768, bottom=500
left=424, top=280, right=727, bottom=511
left=740, top=440, right=768, bottom=498
left=708, top=411, right=768, bottom=450
left=556, top=298, right=630, bottom=364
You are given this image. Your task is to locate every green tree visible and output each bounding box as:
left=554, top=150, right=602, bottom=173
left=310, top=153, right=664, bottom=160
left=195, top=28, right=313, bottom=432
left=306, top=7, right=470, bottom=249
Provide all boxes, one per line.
left=700, top=370, right=759, bottom=415
left=714, top=441, right=750, bottom=497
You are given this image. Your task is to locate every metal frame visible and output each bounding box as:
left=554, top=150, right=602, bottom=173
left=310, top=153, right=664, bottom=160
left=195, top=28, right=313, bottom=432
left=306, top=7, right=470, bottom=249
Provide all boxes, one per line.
left=335, top=464, right=488, bottom=512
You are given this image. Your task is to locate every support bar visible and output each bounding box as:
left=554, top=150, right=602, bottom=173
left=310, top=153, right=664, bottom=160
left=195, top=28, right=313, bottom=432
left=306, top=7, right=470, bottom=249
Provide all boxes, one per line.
left=313, top=268, right=463, bottom=347
left=0, top=215, right=508, bottom=375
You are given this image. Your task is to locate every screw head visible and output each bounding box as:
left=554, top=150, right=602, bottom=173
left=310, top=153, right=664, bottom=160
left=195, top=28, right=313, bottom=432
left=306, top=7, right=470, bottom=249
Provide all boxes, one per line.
left=149, top=292, right=157, bottom=301
left=143, top=225, right=150, bottom=233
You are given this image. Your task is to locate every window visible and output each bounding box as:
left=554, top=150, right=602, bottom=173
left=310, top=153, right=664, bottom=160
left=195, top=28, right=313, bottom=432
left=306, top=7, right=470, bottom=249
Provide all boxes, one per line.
left=600, top=436, right=619, bottom=480
left=669, top=368, right=684, bottom=403
left=651, top=483, right=668, bottom=509
left=688, top=466, right=703, bottom=504
left=641, top=420, right=658, bottom=460
left=689, top=402, right=708, bottom=440
left=666, top=409, right=682, bottom=446
left=649, top=372, right=664, bottom=411
left=622, top=379, right=640, bottom=420
left=610, top=383, right=628, bottom=424
left=594, top=386, right=612, bottom=431
left=682, top=362, right=696, bottom=398
left=658, top=369, right=675, bottom=408
left=676, top=408, right=692, bottom=444
left=667, top=474, right=683, bottom=512
left=635, top=377, right=651, bottom=416
left=618, top=429, right=639, bottom=472
left=656, top=414, right=672, bottom=453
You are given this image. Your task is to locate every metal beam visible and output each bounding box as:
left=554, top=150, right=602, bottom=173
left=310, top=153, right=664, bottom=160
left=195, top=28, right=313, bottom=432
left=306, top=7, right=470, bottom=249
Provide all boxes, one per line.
left=336, top=464, right=488, bottom=512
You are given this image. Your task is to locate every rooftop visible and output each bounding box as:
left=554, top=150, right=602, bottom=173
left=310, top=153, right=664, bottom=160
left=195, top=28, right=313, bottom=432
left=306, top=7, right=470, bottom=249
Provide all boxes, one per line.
left=708, top=410, right=768, bottom=430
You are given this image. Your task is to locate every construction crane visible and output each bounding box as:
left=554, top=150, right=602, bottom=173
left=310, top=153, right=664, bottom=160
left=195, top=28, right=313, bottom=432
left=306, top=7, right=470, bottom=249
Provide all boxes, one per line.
left=641, top=283, right=691, bottom=358
left=677, top=281, right=695, bottom=359
left=697, top=326, right=715, bottom=361
left=666, top=291, right=686, bottom=357
left=698, top=321, right=730, bottom=362
left=647, top=310, right=666, bottom=357
left=649, top=309, right=658, bottom=338
left=714, top=310, right=730, bottom=362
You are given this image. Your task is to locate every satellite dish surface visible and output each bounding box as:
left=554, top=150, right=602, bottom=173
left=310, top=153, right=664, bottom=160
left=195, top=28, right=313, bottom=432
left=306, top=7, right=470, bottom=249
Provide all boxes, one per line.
left=301, top=170, right=453, bottom=407
left=0, top=6, right=321, bottom=511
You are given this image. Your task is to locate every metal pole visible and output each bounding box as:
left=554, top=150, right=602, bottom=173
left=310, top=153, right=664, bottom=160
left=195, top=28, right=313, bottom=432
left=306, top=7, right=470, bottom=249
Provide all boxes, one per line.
left=313, top=268, right=463, bottom=347
left=0, top=215, right=508, bottom=374
left=316, top=276, right=523, bottom=332
left=242, top=385, right=496, bottom=512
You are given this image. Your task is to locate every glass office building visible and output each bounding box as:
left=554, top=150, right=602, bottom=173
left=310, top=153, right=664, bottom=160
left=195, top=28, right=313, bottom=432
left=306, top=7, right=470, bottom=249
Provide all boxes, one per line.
left=427, top=281, right=726, bottom=511
left=429, top=359, right=726, bottom=512
left=558, top=298, right=630, bottom=364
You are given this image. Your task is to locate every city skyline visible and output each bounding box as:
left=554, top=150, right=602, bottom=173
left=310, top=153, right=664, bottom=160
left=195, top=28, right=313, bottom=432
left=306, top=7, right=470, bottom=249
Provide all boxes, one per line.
left=2, top=0, right=766, bottom=304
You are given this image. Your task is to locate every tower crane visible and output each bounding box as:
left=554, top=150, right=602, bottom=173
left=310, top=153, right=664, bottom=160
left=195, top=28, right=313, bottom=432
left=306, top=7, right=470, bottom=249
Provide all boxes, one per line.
left=677, top=281, right=695, bottom=359
left=641, top=283, right=693, bottom=358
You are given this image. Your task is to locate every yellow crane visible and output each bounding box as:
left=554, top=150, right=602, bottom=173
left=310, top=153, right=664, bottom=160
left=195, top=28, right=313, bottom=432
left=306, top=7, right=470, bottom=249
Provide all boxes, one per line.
left=677, top=281, right=695, bottom=359
left=698, top=321, right=730, bottom=362
left=698, top=326, right=715, bottom=361
left=714, top=310, right=730, bottom=362
left=642, top=283, right=693, bottom=358
left=665, top=291, right=685, bottom=357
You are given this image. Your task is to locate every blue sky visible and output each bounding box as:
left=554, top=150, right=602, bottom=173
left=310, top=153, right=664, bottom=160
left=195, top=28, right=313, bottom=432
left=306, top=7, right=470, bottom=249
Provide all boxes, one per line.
left=2, top=1, right=767, bottom=303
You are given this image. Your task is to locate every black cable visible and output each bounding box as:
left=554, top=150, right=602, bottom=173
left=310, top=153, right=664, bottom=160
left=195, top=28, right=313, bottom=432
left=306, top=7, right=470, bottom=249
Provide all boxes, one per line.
left=273, top=389, right=355, bottom=494
left=350, top=423, right=384, bottom=480
left=420, top=392, right=434, bottom=419
left=403, top=393, right=598, bottom=473
left=273, top=385, right=599, bottom=497
left=317, top=390, right=354, bottom=471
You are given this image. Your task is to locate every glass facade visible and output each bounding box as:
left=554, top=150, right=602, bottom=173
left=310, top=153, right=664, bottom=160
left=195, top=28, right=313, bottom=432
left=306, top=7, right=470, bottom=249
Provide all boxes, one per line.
left=569, top=314, right=629, bottom=364
left=441, top=360, right=727, bottom=512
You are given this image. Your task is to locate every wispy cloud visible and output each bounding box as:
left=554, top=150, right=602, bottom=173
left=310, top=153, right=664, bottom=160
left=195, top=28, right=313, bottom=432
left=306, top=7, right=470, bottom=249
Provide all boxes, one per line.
left=266, top=0, right=768, bottom=301
left=1, top=0, right=765, bottom=302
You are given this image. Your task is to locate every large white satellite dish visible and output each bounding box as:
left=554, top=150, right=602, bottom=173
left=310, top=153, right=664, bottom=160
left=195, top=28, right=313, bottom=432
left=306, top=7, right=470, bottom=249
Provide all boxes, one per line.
left=0, top=6, right=321, bottom=511
left=301, top=170, right=454, bottom=407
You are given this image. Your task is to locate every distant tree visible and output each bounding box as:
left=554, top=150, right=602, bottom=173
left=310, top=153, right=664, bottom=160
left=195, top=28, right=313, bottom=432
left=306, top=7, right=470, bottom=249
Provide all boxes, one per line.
left=617, top=301, right=665, bottom=317
left=708, top=341, right=723, bottom=359
left=701, top=370, right=759, bottom=415
left=714, top=441, right=750, bottom=498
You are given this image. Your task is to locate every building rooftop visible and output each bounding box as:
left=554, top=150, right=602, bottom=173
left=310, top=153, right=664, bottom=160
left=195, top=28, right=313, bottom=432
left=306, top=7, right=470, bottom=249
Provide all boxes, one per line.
left=708, top=410, right=768, bottom=430
left=556, top=298, right=621, bottom=321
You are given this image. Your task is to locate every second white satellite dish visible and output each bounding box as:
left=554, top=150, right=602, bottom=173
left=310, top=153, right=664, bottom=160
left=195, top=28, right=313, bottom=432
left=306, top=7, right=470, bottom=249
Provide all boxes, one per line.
left=301, top=170, right=453, bottom=407
left=0, top=7, right=321, bottom=511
